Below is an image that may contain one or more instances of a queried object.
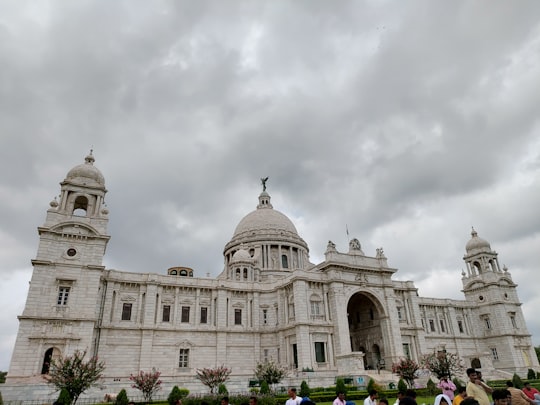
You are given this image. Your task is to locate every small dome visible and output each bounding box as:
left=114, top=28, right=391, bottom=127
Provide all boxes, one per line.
left=65, top=151, right=105, bottom=188
left=231, top=248, right=252, bottom=262
left=466, top=228, right=491, bottom=252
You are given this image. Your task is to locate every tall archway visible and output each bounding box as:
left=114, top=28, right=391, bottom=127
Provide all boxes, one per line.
left=347, top=292, right=385, bottom=370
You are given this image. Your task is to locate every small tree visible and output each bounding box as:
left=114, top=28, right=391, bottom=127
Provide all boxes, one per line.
left=0, top=391, right=4, bottom=405
left=46, top=350, right=105, bottom=405
left=115, top=389, right=129, bottom=405
left=300, top=380, right=311, bottom=398
left=254, top=360, right=288, bottom=391
left=195, top=365, right=232, bottom=394
left=392, top=358, right=420, bottom=389
left=336, top=378, right=347, bottom=396
left=130, top=368, right=162, bottom=402
left=422, top=351, right=465, bottom=380
left=527, top=369, right=536, bottom=380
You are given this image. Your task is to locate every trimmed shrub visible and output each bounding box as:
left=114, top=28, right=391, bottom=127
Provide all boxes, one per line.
left=115, top=389, right=129, bottom=405
left=300, top=380, right=311, bottom=398
left=168, top=386, right=183, bottom=405
left=260, top=380, right=270, bottom=395
left=528, top=369, right=536, bottom=380
left=426, top=378, right=437, bottom=395
left=57, top=388, right=72, bottom=405
left=218, top=383, right=229, bottom=395
left=398, top=379, right=407, bottom=393
left=513, top=373, right=524, bottom=389
left=336, top=378, right=347, bottom=396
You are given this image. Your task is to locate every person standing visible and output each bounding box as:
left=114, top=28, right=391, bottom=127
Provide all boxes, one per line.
left=523, top=383, right=540, bottom=405
left=364, top=390, right=378, bottom=405
left=286, top=388, right=303, bottom=405
left=453, top=387, right=468, bottom=405
left=438, top=377, right=457, bottom=400
left=506, top=381, right=534, bottom=405
left=466, top=368, right=492, bottom=405
left=334, top=392, right=347, bottom=405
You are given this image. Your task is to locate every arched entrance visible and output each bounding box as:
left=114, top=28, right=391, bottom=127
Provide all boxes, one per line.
left=41, top=347, right=61, bottom=374
left=347, top=292, right=385, bottom=370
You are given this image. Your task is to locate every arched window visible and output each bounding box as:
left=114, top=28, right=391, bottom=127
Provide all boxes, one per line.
left=471, top=358, right=481, bottom=368
left=281, top=255, right=288, bottom=268
left=73, top=195, right=89, bottom=216
left=170, top=270, right=177, bottom=275
left=243, top=268, right=248, bottom=279
left=180, top=269, right=187, bottom=276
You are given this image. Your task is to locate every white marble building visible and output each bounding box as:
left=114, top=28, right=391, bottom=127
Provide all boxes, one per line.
left=5, top=153, right=539, bottom=398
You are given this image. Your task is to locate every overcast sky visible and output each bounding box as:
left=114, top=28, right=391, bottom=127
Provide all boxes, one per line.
left=1, top=1, right=540, bottom=371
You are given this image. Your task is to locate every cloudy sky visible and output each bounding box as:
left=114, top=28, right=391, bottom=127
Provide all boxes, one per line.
left=1, top=1, right=540, bottom=371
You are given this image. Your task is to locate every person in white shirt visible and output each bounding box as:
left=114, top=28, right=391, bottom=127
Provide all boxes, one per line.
left=286, top=388, right=303, bottom=405
left=364, top=390, right=378, bottom=405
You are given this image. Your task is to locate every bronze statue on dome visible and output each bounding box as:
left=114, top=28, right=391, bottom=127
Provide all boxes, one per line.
left=261, top=176, right=269, bottom=191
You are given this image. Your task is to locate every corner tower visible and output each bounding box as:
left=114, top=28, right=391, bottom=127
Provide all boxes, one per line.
left=461, top=228, right=538, bottom=372
left=7, top=152, right=111, bottom=382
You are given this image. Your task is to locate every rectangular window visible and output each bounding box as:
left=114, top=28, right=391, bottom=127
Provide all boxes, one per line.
left=429, top=319, right=435, bottom=332
left=439, top=319, right=445, bottom=332
left=458, top=320, right=464, bottom=333
left=162, top=305, right=171, bottom=322
left=57, top=286, right=70, bottom=306
left=403, top=343, right=411, bottom=359
left=200, top=307, right=208, bottom=324
left=263, top=309, right=268, bottom=324
left=179, top=348, right=189, bottom=368
left=234, top=309, right=242, bottom=325
left=485, top=317, right=492, bottom=330
left=491, top=347, right=499, bottom=360
left=122, top=303, right=132, bottom=321
left=397, top=307, right=403, bottom=320
left=181, top=306, right=190, bottom=323
left=311, top=301, right=320, bottom=316
left=264, top=349, right=268, bottom=362
left=510, top=315, right=517, bottom=328
left=315, top=342, right=326, bottom=363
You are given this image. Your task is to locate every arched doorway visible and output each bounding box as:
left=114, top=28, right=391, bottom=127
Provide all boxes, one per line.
left=41, top=347, right=61, bottom=374
left=347, top=292, right=385, bottom=370
left=471, top=358, right=481, bottom=368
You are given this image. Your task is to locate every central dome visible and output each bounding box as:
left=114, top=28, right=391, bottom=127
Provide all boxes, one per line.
left=224, top=189, right=309, bottom=256
left=233, top=208, right=299, bottom=237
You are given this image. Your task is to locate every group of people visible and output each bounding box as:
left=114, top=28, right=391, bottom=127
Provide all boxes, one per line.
left=464, top=368, right=540, bottom=405
left=326, top=367, right=540, bottom=405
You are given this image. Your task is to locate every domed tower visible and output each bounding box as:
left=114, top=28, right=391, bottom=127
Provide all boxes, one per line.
left=221, top=183, right=310, bottom=281
left=461, top=228, right=538, bottom=372
left=8, top=152, right=110, bottom=382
